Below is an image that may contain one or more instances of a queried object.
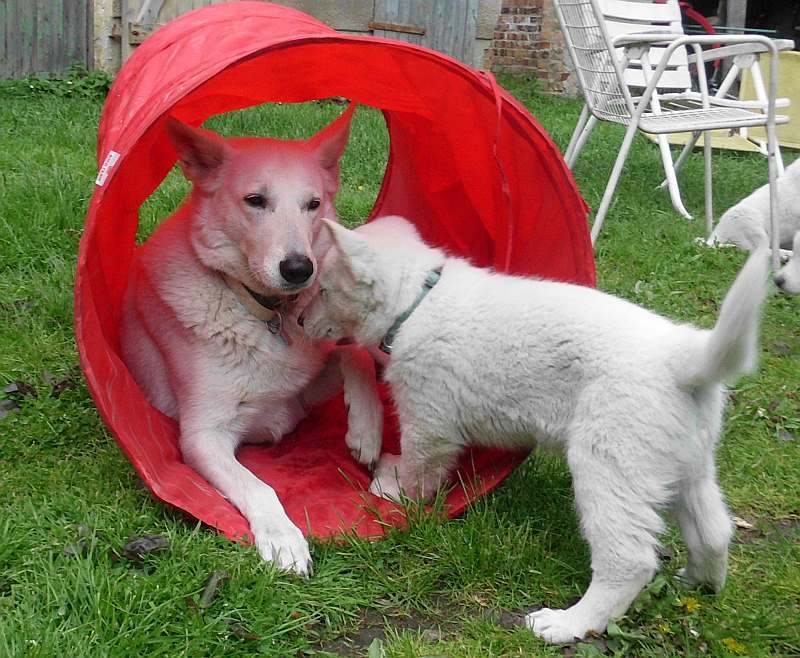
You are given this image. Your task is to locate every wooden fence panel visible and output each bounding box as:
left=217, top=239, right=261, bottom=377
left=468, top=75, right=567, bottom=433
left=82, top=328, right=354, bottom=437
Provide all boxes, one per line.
left=373, top=0, right=478, bottom=63
left=1, top=0, right=92, bottom=78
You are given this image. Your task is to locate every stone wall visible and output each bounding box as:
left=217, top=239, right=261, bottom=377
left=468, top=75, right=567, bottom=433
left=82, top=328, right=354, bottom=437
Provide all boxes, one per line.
left=486, top=0, right=576, bottom=95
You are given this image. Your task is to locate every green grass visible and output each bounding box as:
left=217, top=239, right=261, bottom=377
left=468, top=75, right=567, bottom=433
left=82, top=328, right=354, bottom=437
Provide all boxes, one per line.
left=1, top=75, right=798, bottom=658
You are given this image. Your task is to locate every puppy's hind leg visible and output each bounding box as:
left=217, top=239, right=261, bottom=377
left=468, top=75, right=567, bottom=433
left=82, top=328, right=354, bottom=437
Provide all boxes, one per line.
left=674, top=475, right=732, bottom=592
left=528, top=438, right=664, bottom=644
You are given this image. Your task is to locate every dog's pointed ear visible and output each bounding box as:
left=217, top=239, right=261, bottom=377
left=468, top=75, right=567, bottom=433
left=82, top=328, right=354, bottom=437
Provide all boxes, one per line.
left=321, top=218, right=373, bottom=280
left=310, top=103, right=356, bottom=171
left=166, top=117, right=227, bottom=191
left=321, top=218, right=364, bottom=254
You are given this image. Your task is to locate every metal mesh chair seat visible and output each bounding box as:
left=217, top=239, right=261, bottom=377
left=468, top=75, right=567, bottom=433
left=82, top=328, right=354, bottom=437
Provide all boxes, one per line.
left=638, top=106, right=790, bottom=134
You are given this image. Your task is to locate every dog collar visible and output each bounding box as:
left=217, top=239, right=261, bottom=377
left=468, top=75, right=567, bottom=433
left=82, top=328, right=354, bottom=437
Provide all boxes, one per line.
left=379, top=268, right=442, bottom=355
left=222, top=274, right=298, bottom=343
left=243, top=285, right=297, bottom=311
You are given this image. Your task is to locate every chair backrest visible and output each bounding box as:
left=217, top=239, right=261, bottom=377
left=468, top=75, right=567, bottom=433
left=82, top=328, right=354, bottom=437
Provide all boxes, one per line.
left=601, top=0, right=691, bottom=91
left=553, top=0, right=691, bottom=123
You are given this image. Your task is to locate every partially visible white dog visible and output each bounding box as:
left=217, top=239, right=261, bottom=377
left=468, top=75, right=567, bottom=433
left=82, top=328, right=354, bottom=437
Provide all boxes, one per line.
left=121, top=107, right=384, bottom=576
left=774, top=231, right=800, bottom=294
left=299, top=215, right=770, bottom=644
left=709, top=157, right=800, bottom=294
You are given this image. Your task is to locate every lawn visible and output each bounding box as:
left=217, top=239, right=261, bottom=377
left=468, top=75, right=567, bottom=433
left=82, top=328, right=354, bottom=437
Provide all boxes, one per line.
left=0, top=74, right=798, bottom=658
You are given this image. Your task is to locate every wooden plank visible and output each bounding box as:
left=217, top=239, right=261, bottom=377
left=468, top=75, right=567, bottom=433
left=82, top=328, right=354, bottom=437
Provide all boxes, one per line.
left=33, top=0, right=44, bottom=73
left=440, top=0, right=458, bottom=59
left=64, top=0, right=81, bottom=69
left=51, top=0, right=66, bottom=73
left=3, top=0, right=17, bottom=76
left=368, top=21, right=425, bottom=35
left=19, top=0, right=35, bottom=75
left=0, top=0, right=6, bottom=78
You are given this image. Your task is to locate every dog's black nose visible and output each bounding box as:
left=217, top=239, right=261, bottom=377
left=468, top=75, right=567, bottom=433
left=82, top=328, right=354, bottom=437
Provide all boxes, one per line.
left=774, top=274, right=786, bottom=289
left=297, top=313, right=305, bottom=327
left=279, top=254, right=314, bottom=284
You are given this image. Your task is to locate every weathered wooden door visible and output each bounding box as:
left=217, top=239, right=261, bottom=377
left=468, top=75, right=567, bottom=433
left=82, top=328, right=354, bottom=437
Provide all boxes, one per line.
left=372, top=0, right=479, bottom=64
left=0, top=1, right=92, bottom=78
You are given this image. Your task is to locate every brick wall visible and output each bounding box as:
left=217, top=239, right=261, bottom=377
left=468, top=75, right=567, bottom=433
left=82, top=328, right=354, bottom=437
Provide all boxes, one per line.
left=486, top=0, right=576, bottom=95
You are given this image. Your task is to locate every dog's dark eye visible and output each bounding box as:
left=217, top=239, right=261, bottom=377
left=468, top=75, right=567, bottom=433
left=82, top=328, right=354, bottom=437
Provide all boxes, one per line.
left=244, top=194, right=267, bottom=209
left=307, top=198, right=321, bottom=211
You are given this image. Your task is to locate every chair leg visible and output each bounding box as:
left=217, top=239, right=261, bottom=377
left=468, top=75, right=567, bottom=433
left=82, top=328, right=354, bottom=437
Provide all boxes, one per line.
left=703, top=131, right=713, bottom=238
left=766, top=121, right=781, bottom=269
left=591, top=122, right=639, bottom=245
left=565, top=105, right=590, bottom=164
left=657, top=133, right=692, bottom=220
left=567, top=113, right=598, bottom=169
left=659, top=130, right=701, bottom=189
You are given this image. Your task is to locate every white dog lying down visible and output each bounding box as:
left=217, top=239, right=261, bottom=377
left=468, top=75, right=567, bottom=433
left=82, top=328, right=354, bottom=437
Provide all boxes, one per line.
left=298, top=215, right=770, bottom=644
left=121, top=109, right=383, bottom=576
left=709, top=157, right=800, bottom=294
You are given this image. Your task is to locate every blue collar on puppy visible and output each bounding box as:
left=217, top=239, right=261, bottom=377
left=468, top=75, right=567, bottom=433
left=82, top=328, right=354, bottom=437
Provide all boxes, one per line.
left=379, top=268, right=442, bottom=355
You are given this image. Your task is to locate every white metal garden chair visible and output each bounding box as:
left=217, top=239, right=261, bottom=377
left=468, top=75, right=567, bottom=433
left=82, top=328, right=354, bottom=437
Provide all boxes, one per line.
left=554, top=0, right=790, bottom=265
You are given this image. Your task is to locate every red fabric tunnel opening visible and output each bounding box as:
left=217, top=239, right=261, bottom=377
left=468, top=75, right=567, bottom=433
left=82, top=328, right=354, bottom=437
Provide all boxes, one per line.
left=75, top=2, right=594, bottom=542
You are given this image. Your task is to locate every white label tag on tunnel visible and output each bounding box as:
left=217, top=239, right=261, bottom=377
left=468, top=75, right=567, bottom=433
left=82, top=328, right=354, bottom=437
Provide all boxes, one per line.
left=95, top=150, right=121, bottom=187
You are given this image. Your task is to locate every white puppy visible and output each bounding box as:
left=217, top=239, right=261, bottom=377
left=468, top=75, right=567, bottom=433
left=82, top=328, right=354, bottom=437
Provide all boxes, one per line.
left=709, top=158, right=800, bottom=293
left=299, top=215, right=770, bottom=644
left=774, top=232, right=800, bottom=294
left=710, top=157, right=800, bottom=252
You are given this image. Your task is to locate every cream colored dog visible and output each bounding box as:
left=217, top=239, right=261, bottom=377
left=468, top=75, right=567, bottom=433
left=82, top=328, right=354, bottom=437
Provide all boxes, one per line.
left=299, top=215, right=770, bottom=643
left=121, top=107, right=383, bottom=576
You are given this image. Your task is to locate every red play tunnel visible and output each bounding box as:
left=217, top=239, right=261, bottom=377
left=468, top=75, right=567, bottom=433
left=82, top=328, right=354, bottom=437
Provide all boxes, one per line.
left=75, top=1, right=594, bottom=543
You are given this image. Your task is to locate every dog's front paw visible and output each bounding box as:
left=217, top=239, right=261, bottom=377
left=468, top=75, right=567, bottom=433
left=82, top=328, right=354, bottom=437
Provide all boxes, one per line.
left=251, top=520, right=312, bottom=577
left=526, top=608, right=600, bottom=645
left=345, top=402, right=383, bottom=471
left=368, top=454, right=403, bottom=501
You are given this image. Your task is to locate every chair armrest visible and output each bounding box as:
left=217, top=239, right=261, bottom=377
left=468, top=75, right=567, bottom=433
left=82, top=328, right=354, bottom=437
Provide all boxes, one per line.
left=617, top=35, right=781, bottom=124
left=612, top=34, right=781, bottom=51
left=687, top=39, right=795, bottom=64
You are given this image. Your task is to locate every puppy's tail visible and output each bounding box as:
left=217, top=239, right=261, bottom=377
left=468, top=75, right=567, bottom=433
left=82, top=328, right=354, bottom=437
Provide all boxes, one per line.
left=681, top=248, right=770, bottom=389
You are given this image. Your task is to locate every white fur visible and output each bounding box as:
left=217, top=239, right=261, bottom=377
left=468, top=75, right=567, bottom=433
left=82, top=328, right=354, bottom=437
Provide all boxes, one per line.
left=121, top=112, right=383, bottom=576
left=709, top=158, right=800, bottom=295
left=710, top=157, right=800, bottom=251
left=300, top=215, right=771, bottom=643
left=774, top=231, right=800, bottom=295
